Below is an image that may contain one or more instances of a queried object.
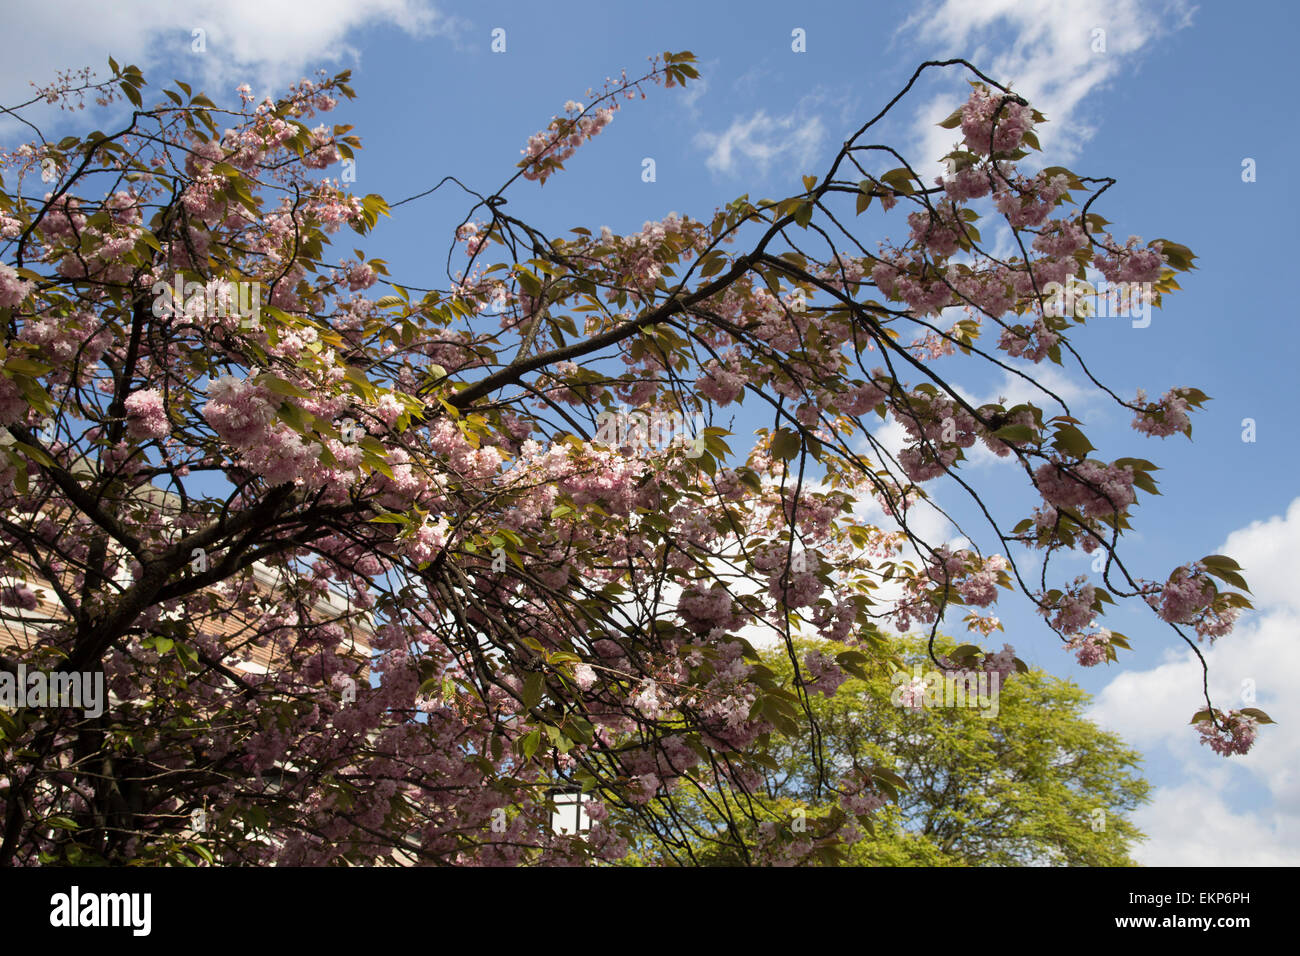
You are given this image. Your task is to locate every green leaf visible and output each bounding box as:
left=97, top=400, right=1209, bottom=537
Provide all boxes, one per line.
left=992, top=424, right=1035, bottom=443
left=699, top=253, right=727, bottom=278
left=523, top=672, right=544, bottom=710
left=880, top=168, right=916, bottom=196
left=11, top=441, right=54, bottom=468
left=1153, top=240, right=1197, bottom=271
left=4, top=357, right=51, bottom=376
left=258, top=374, right=312, bottom=399
left=936, top=107, right=965, bottom=130
left=856, top=181, right=874, bottom=215
left=770, top=428, right=801, bottom=461
left=1051, top=424, right=1094, bottom=458
left=515, top=268, right=542, bottom=297
left=1203, top=565, right=1250, bottom=593
left=872, top=767, right=908, bottom=790
left=520, top=728, right=542, bottom=760
left=1131, top=471, right=1160, bottom=496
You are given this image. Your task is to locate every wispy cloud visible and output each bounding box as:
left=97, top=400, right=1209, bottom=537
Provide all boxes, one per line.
left=898, top=0, right=1195, bottom=173
left=695, top=103, right=826, bottom=178
left=0, top=0, right=463, bottom=127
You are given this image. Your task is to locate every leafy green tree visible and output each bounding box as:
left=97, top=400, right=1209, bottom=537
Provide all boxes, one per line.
left=622, top=634, right=1150, bottom=866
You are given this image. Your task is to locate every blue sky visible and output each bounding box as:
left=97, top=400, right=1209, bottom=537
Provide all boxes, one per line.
left=3, top=0, right=1297, bottom=865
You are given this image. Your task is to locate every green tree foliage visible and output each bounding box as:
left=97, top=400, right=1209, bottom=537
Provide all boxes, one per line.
left=623, top=634, right=1150, bottom=866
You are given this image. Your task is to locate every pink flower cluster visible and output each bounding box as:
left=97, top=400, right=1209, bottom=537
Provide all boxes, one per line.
left=124, top=388, right=170, bottom=441
left=932, top=645, right=1020, bottom=684
left=1195, top=710, right=1258, bottom=756
left=677, top=583, right=744, bottom=632
left=998, top=318, right=1060, bottom=363
left=802, top=649, right=846, bottom=696
left=1040, top=575, right=1096, bottom=634
left=0, top=263, right=34, bottom=308
left=520, top=103, right=617, bottom=185
left=300, top=125, right=341, bottom=170
left=203, top=375, right=278, bottom=447
left=695, top=357, right=746, bottom=406
left=1034, top=459, right=1137, bottom=518
left=1144, top=565, right=1238, bottom=640
left=0, top=375, right=26, bottom=425
left=907, top=202, right=963, bottom=260
left=630, top=679, right=668, bottom=719
left=1093, top=235, right=1165, bottom=284
left=1131, top=387, right=1193, bottom=438
left=940, top=164, right=991, bottom=202
left=18, top=310, right=109, bottom=382
left=893, top=393, right=981, bottom=483
left=979, top=643, right=1019, bottom=683
left=839, top=781, right=888, bottom=816
left=994, top=172, right=1069, bottom=229
left=0, top=581, right=38, bottom=610
left=959, top=85, right=1034, bottom=156
left=456, top=221, right=488, bottom=258
left=1065, top=629, right=1111, bottom=667
left=924, top=547, right=1006, bottom=607
left=201, top=375, right=346, bottom=489
left=871, top=254, right=953, bottom=317
left=840, top=374, right=889, bottom=416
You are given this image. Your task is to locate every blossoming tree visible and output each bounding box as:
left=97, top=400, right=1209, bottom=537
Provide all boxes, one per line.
left=0, top=52, right=1270, bottom=865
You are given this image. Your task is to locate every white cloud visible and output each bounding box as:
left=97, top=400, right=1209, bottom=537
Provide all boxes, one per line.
left=679, top=76, right=709, bottom=115
left=899, top=0, right=1195, bottom=173
left=696, top=106, right=825, bottom=178
left=1129, top=782, right=1300, bottom=866
left=1088, top=497, right=1300, bottom=865
left=0, top=0, right=461, bottom=125
left=1219, top=498, right=1300, bottom=614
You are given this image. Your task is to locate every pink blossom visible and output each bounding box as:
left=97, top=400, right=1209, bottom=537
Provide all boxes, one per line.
left=1131, top=387, right=1193, bottom=438
left=1034, top=459, right=1137, bottom=518
left=124, top=388, right=170, bottom=441
left=1093, top=235, right=1165, bottom=284
left=959, top=85, right=1034, bottom=156
left=1065, top=629, right=1111, bottom=667
left=1195, top=711, right=1258, bottom=757
left=0, top=263, right=34, bottom=308
left=573, top=664, right=597, bottom=690
left=0, top=582, right=38, bottom=610
left=940, top=165, right=991, bottom=202
left=802, top=649, right=846, bottom=696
